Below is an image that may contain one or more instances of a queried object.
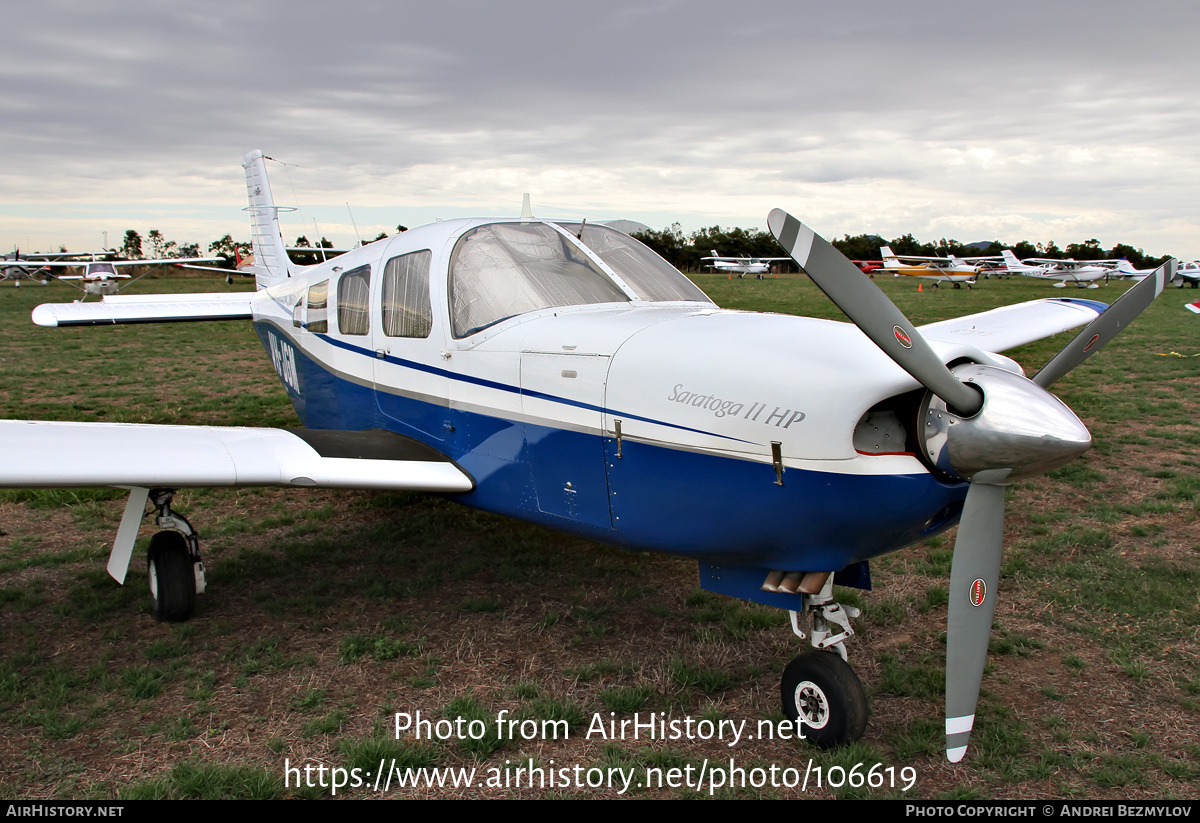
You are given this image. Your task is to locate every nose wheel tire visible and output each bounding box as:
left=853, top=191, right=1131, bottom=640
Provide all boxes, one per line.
left=781, top=652, right=868, bottom=749
left=147, top=530, right=195, bottom=622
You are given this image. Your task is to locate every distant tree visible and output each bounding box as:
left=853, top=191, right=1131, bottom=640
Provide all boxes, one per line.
left=148, top=229, right=165, bottom=258
left=1037, top=241, right=1064, bottom=258
left=1065, top=238, right=1105, bottom=260
left=178, top=242, right=200, bottom=258
left=396, top=224, right=408, bottom=234
left=209, top=234, right=250, bottom=260
left=120, top=229, right=142, bottom=259
left=888, top=233, right=933, bottom=257
left=371, top=232, right=388, bottom=242
left=832, top=234, right=884, bottom=261
left=1012, top=241, right=1038, bottom=259
left=293, top=235, right=311, bottom=247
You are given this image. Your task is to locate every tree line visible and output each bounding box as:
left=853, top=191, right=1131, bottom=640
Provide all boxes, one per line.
left=97, top=226, right=409, bottom=265
left=92, top=223, right=1173, bottom=272
left=631, top=223, right=1174, bottom=272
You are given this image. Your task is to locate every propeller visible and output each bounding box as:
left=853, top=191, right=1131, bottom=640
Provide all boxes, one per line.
left=767, top=209, right=1173, bottom=762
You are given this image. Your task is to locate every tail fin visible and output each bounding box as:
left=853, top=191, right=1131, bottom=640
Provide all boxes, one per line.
left=1001, top=249, right=1019, bottom=267
left=242, top=150, right=294, bottom=289
left=879, top=245, right=900, bottom=268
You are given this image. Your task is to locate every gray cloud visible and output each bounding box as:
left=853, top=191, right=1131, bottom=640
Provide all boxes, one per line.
left=1, top=0, right=1197, bottom=256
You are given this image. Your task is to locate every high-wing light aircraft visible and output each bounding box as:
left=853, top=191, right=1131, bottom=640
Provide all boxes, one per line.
left=702, top=250, right=790, bottom=278
left=2, top=151, right=1175, bottom=764
left=1000, top=249, right=1108, bottom=288
left=0, top=249, right=91, bottom=286
left=1170, top=260, right=1200, bottom=288
left=879, top=245, right=979, bottom=288
left=28, top=254, right=224, bottom=295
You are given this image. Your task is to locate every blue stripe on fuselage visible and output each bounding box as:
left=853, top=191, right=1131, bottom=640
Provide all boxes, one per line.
left=254, top=321, right=969, bottom=571
left=312, top=331, right=754, bottom=444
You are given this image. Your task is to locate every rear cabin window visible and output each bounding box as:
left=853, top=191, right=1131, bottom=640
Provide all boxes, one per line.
left=307, top=280, right=329, bottom=333
left=337, top=266, right=371, bottom=335
left=449, top=222, right=629, bottom=338
left=381, top=251, right=433, bottom=338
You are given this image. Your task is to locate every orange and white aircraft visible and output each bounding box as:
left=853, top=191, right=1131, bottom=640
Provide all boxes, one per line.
left=880, top=246, right=979, bottom=289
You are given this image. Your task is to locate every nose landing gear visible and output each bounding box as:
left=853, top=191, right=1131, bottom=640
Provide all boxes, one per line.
left=781, top=576, right=868, bottom=748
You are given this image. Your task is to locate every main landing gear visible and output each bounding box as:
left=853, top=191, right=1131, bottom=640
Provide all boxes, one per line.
left=145, top=489, right=205, bottom=622
left=781, top=576, right=868, bottom=748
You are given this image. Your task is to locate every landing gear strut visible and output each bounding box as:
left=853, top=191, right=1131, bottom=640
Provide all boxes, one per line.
left=781, top=575, right=868, bottom=748
left=145, top=489, right=205, bottom=622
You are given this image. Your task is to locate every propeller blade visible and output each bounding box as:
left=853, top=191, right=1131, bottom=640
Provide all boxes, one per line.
left=768, top=209, right=982, bottom=416
left=1034, top=260, right=1176, bottom=387
left=945, top=481, right=1005, bottom=762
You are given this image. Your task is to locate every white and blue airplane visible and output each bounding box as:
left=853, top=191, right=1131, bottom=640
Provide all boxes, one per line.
left=2, top=151, right=1176, bottom=763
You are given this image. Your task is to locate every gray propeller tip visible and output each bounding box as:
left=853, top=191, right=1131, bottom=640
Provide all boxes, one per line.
left=767, top=209, right=815, bottom=267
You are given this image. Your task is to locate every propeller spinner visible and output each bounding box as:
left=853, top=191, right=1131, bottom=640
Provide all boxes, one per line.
left=767, top=209, right=1174, bottom=762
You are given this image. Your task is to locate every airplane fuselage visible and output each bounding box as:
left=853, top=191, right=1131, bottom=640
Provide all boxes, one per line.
left=248, top=218, right=973, bottom=581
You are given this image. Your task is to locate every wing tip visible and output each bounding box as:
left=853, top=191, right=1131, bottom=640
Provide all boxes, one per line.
left=31, top=305, right=59, bottom=327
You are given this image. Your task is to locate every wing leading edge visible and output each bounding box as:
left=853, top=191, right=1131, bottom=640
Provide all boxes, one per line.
left=0, top=421, right=473, bottom=492
left=31, top=292, right=256, bottom=327
left=917, top=297, right=1105, bottom=353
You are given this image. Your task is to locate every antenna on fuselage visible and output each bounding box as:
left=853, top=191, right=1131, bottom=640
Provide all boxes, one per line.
left=346, top=202, right=362, bottom=247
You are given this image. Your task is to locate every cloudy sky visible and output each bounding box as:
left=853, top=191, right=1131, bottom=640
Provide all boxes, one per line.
left=1, top=0, right=1197, bottom=258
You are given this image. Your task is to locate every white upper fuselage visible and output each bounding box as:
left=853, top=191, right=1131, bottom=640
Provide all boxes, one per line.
left=250, top=217, right=998, bottom=474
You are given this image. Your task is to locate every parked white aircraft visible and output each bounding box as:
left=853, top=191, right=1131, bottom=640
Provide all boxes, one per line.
left=4, top=150, right=1175, bottom=764
left=28, top=255, right=224, bottom=295
left=1170, top=261, right=1200, bottom=288
left=0, top=249, right=93, bottom=286
left=1000, top=250, right=1107, bottom=288
left=879, top=246, right=978, bottom=288
left=702, top=250, right=789, bottom=278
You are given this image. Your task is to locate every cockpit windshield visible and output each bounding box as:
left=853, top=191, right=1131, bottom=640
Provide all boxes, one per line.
left=449, top=221, right=712, bottom=338
left=88, top=263, right=117, bottom=275
left=557, top=224, right=713, bottom=304
left=449, top=222, right=629, bottom=338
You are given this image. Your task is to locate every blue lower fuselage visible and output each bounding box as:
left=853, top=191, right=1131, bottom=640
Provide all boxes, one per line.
left=254, top=320, right=968, bottom=578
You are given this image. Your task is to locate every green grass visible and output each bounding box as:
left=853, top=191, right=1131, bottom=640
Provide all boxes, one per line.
left=0, top=272, right=1197, bottom=798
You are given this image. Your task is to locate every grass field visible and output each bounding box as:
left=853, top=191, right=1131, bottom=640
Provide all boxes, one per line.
left=0, top=271, right=1196, bottom=799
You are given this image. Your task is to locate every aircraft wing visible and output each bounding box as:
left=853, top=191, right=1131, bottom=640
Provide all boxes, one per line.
left=0, top=421, right=473, bottom=493
left=918, top=297, right=1104, bottom=353
left=32, top=292, right=256, bottom=326
left=22, top=258, right=225, bottom=269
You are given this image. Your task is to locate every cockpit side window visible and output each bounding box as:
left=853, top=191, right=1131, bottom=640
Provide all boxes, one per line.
left=336, top=265, right=371, bottom=336
left=307, top=280, right=329, bottom=333
left=449, top=222, right=629, bottom=338
left=381, top=250, right=433, bottom=338
left=559, top=224, right=712, bottom=303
